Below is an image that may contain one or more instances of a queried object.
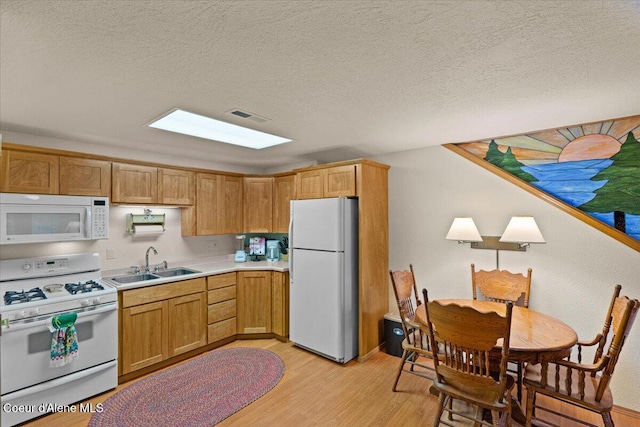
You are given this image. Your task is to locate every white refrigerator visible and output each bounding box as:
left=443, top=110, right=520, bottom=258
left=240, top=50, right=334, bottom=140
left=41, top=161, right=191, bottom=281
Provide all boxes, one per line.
left=289, top=197, right=359, bottom=363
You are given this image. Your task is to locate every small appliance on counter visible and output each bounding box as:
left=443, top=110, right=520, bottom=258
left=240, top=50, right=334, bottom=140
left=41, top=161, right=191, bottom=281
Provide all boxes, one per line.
left=266, top=240, right=280, bottom=262
left=248, top=237, right=266, bottom=261
left=234, top=235, right=247, bottom=263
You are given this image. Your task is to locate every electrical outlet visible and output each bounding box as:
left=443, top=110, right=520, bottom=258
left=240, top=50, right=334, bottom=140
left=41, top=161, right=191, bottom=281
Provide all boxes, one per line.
left=106, top=248, right=115, bottom=259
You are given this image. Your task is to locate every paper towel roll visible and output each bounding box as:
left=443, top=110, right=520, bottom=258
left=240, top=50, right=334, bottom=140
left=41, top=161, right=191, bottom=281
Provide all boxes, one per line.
left=133, top=225, right=165, bottom=234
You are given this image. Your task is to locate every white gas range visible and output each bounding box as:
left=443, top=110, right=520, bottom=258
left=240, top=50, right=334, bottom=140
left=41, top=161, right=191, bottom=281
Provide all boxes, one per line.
left=0, top=253, right=118, bottom=427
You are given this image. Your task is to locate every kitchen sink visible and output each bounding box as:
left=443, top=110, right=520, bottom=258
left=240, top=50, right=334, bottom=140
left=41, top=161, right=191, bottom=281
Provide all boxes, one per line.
left=153, top=267, right=201, bottom=277
left=102, top=268, right=201, bottom=286
left=106, top=273, right=159, bottom=284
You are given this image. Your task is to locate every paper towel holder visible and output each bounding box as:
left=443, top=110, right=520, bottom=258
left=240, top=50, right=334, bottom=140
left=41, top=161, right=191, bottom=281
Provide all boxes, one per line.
left=126, top=208, right=165, bottom=234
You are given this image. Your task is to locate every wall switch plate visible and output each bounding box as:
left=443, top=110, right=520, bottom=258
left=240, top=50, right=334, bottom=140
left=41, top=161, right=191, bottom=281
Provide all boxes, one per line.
left=106, top=248, right=115, bottom=259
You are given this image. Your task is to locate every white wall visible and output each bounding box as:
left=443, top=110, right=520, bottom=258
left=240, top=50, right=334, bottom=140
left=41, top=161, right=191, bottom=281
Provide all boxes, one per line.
left=374, top=146, right=640, bottom=411
left=0, top=206, right=237, bottom=270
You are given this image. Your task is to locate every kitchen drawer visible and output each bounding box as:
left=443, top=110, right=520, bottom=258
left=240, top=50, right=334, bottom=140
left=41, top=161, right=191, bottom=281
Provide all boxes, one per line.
left=207, top=272, right=236, bottom=290
left=122, top=278, right=206, bottom=308
left=208, top=299, right=236, bottom=324
left=208, top=317, right=236, bottom=343
left=207, top=285, right=236, bottom=304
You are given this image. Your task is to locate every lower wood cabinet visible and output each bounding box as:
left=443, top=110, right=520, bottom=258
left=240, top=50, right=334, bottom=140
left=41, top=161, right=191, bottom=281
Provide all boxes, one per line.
left=168, top=292, right=207, bottom=356
left=121, top=300, right=169, bottom=374
left=119, top=270, right=290, bottom=377
left=237, top=271, right=272, bottom=334
left=207, top=272, right=237, bottom=343
left=119, top=277, right=206, bottom=375
left=271, top=271, right=289, bottom=338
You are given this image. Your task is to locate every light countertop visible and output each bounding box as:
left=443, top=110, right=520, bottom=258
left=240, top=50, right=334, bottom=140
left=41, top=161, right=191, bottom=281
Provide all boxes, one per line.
left=102, top=254, right=288, bottom=291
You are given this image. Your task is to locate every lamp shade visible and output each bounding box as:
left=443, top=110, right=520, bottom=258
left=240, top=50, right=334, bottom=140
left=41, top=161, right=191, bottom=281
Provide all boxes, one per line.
left=499, top=216, right=545, bottom=244
left=446, top=217, right=483, bottom=242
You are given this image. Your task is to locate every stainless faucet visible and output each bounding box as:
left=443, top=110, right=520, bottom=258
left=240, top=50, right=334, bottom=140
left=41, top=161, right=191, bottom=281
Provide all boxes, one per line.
left=145, top=246, right=158, bottom=273
left=154, top=260, right=168, bottom=272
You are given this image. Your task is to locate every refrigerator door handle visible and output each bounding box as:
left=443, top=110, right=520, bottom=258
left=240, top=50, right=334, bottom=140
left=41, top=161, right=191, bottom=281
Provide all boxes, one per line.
left=288, top=205, right=294, bottom=247
left=289, top=206, right=294, bottom=284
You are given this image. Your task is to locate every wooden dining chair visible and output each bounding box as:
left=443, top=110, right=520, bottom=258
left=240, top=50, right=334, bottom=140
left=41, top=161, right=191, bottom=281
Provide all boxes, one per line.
left=524, top=285, right=639, bottom=427
left=471, top=264, right=532, bottom=307
left=420, top=288, right=515, bottom=427
left=472, top=263, right=532, bottom=402
left=389, top=265, right=435, bottom=391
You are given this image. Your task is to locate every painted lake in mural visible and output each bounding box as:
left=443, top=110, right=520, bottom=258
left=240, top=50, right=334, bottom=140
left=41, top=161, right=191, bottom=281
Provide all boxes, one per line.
left=524, top=159, right=640, bottom=240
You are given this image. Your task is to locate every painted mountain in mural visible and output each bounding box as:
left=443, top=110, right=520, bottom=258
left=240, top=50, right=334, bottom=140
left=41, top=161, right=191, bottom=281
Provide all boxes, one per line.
left=449, top=115, right=640, bottom=251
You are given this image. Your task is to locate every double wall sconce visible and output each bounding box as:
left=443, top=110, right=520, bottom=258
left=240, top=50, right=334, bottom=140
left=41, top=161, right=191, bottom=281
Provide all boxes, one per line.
left=446, top=216, right=545, bottom=268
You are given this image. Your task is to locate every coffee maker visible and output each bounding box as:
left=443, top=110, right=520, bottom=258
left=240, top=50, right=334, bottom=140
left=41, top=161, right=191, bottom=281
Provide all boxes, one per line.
left=266, top=240, right=280, bottom=262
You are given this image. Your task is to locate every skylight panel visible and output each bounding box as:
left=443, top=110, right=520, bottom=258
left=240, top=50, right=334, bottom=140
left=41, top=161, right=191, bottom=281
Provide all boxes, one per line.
left=147, top=109, right=291, bottom=149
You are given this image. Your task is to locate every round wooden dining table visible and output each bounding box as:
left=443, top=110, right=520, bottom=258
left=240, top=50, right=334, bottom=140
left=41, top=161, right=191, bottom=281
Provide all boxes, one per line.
left=414, top=299, right=578, bottom=363
left=414, top=299, right=578, bottom=424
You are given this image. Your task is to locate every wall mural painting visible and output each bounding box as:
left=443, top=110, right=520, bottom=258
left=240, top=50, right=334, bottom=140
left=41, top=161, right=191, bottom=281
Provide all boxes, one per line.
left=448, top=115, right=640, bottom=251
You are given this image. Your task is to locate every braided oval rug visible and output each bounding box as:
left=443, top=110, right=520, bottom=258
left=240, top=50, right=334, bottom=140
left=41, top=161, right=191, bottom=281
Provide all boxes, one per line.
left=89, top=348, right=284, bottom=427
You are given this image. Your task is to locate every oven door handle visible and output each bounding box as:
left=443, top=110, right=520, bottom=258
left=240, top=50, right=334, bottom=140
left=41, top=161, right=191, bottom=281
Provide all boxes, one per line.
left=0, top=303, right=117, bottom=333
left=3, top=359, right=117, bottom=400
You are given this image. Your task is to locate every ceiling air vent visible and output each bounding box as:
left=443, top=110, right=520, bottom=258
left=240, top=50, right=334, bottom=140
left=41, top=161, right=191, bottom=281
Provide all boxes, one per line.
left=226, top=109, right=270, bottom=123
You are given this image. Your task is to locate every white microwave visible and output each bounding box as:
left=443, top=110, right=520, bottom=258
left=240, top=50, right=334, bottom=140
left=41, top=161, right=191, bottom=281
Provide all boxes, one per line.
left=0, top=193, right=109, bottom=244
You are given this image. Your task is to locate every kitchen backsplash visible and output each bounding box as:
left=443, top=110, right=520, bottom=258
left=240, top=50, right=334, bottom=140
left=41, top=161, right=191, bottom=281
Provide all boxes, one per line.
left=0, top=206, right=237, bottom=270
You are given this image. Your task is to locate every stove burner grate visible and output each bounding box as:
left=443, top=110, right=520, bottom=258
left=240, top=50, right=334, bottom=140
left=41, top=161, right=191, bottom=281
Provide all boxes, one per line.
left=4, top=288, right=47, bottom=305
left=64, top=280, right=105, bottom=294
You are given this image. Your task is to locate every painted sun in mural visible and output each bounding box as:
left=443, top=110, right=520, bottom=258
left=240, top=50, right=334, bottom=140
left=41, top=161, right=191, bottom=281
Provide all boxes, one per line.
left=558, top=134, right=621, bottom=162
left=457, top=116, right=640, bottom=166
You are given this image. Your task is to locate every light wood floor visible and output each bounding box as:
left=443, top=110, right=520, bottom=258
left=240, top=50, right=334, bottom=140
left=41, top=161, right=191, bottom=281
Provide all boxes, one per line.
left=19, top=339, right=640, bottom=427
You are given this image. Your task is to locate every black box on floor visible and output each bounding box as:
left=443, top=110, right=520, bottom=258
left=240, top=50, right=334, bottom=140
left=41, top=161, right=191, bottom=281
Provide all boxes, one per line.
left=384, top=313, right=404, bottom=357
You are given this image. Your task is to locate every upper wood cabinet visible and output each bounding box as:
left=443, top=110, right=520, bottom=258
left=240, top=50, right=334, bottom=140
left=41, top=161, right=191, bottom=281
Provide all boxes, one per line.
left=60, top=156, right=111, bottom=196
left=195, top=172, right=220, bottom=235
left=158, top=168, right=195, bottom=205
left=296, top=165, right=356, bottom=199
left=296, top=169, right=325, bottom=200
left=112, top=163, right=195, bottom=205
left=194, top=173, right=243, bottom=235
left=219, top=175, right=243, bottom=234
left=325, top=165, right=357, bottom=197
left=273, top=175, right=295, bottom=233
left=0, top=149, right=110, bottom=197
left=0, top=150, right=59, bottom=194
left=244, top=177, right=273, bottom=233
left=111, top=162, right=158, bottom=204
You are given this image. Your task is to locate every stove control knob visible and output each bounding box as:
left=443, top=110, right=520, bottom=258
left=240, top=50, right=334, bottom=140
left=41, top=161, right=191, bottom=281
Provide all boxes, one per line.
left=81, top=299, right=91, bottom=307
left=22, top=263, right=32, bottom=272
left=92, top=297, right=101, bottom=305
left=29, top=308, right=41, bottom=316
left=15, top=310, right=26, bottom=319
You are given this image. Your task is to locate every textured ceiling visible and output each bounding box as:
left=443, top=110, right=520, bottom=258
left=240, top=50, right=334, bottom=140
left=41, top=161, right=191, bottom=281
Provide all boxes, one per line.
left=1, top=1, right=639, bottom=169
